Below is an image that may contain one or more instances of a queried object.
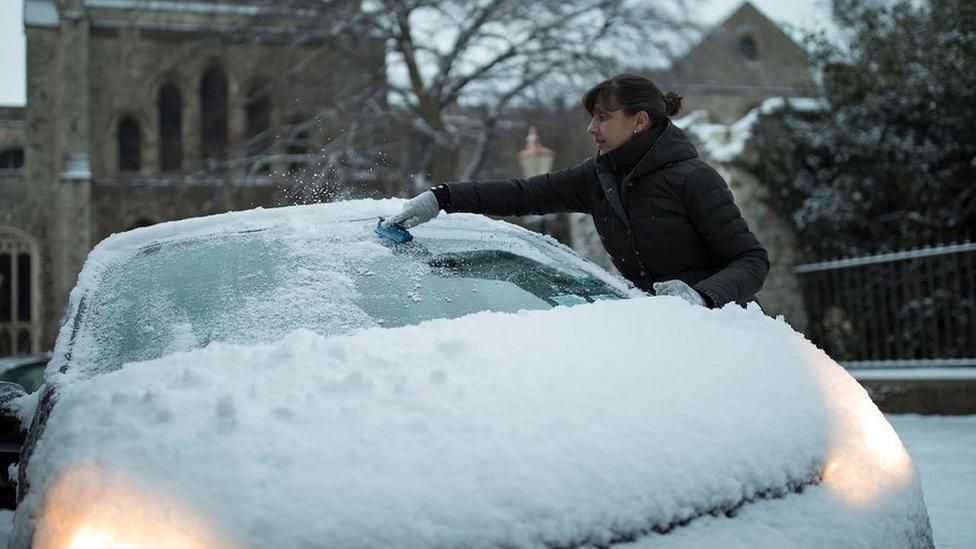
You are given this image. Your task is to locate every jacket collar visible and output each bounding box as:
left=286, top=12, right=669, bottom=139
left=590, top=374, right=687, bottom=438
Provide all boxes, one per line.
left=599, top=123, right=664, bottom=176
left=596, top=119, right=699, bottom=179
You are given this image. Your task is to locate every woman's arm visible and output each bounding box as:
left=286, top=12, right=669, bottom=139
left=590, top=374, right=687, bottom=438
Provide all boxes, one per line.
left=444, top=159, right=595, bottom=216
left=682, top=165, right=770, bottom=307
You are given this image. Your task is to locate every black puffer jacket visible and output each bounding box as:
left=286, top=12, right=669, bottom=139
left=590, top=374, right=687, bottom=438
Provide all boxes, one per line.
left=444, top=120, right=769, bottom=307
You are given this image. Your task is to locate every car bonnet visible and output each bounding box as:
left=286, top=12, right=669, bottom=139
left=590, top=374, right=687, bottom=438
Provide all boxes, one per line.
left=20, top=297, right=929, bottom=548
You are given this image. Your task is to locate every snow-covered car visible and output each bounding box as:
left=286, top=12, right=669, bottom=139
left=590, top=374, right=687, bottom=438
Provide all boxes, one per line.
left=0, top=354, right=51, bottom=395
left=3, top=200, right=931, bottom=547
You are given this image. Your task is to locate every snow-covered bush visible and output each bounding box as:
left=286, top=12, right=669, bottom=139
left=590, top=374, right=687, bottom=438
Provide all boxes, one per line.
left=746, top=0, right=976, bottom=258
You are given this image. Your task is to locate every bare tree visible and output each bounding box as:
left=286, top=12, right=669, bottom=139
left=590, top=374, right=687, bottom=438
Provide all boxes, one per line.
left=207, top=0, right=696, bottom=198
left=367, top=0, right=695, bottom=185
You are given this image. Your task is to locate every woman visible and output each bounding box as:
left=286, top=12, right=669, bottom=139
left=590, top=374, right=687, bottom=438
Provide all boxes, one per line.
left=383, top=73, right=769, bottom=307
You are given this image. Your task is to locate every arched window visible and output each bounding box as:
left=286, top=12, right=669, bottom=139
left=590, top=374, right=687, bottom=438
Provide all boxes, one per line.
left=158, top=84, right=183, bottom=172
left=0, top=148, right=24, bottom=170
left=738, top=35, right=759, bottom=61
left=0, top=231, right=37, bottom=356
left=118, top=117, right=141, bottom=172
left=244, top=84, right=271, bottom=174
left=200, top=65, right=229, bottom=167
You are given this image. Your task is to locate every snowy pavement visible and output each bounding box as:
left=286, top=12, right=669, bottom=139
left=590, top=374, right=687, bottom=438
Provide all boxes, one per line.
left=888, top=414, right=976, bottom=548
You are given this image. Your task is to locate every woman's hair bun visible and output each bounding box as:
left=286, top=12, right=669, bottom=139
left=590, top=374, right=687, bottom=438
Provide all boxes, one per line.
left=663, top=91, right=683, bottom=117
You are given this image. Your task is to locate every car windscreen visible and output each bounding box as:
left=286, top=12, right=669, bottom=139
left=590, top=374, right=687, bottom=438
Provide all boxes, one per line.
left=355, top=245, right=619, bottom=328
left=68, top=221, right=624, bottom=376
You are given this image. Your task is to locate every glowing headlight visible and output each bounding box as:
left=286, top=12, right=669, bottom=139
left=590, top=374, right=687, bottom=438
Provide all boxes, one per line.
left=33, top=465, right=230, bottom=549
left=809, top=348, right=915, bottom=506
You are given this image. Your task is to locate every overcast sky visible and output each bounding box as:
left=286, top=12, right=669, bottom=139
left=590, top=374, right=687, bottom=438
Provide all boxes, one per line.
left=0, top=0, right=834, bottom=106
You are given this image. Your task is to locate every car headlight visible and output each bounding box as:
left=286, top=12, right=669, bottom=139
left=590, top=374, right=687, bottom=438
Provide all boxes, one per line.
left=822, top=404, right=914, bottom=506
left=809, top=349, right=915, bottom=506
left=33, top=464, right=229, bottom=549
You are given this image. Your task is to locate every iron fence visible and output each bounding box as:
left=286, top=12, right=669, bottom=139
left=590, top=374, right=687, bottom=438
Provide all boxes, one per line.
left=794, top=242, right=976, bottom=369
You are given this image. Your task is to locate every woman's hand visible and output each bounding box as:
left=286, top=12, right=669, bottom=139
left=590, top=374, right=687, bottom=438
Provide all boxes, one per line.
left=653, top=280, right=707, bottom=307
left=382, top=191, right=441, bottom=229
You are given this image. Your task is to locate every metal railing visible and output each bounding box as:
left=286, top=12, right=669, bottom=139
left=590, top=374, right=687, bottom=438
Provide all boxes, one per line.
left=794, top=242, right=976, bottom=369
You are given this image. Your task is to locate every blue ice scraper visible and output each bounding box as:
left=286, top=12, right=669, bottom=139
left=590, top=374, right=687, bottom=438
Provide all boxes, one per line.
left=374, top=217, right=414, bottom=244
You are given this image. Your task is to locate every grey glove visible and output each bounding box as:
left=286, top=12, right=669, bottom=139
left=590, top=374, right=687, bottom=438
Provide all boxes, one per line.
left=653, top=279, right=707, bottom=307
left=382, top=191, right=441, bottom=229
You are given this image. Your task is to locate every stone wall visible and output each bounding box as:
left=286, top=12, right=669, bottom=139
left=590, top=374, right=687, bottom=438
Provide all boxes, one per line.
left=720, top=166, right=807, bottom=330
left=0, top=104, right=43, bottom=352
left=85, top=29, right=367, bottom=181
left=6, top=26, right=62, bottom=351
left=0, top=108, right=25, bottom=155
left=91, top=183, right=287, bottom=243
left=84, top=26, right=367, bottom=240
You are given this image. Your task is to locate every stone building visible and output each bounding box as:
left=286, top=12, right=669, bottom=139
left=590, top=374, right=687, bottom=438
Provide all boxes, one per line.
left=0, top=0, right=383, bottom=355
left=653, top=1, right=810, bottom=124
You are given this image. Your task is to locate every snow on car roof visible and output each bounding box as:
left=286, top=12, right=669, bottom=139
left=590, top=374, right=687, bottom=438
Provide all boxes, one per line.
left=47, top=199, right=638, bottom=386
left=22, top=297, right=929, bottom=547
left=82, top=198, right=412, bottom=254
left=81, top=198, right=576, bottom=255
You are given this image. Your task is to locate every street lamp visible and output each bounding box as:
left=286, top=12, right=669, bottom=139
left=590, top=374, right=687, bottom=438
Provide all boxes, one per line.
left=516, top=127, right=556, bottom=235
left=516, top=126, right=554, bottom=177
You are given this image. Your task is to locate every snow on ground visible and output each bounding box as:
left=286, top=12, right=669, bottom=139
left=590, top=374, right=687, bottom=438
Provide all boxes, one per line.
left=852, top=368, right=976, bottom=381
left=15, top=298, right=929, bottom=547
left=887, top=415, right=976, bottom=549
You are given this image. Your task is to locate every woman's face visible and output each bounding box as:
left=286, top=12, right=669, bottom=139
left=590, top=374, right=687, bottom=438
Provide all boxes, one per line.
left=586, top=103, right=648, bottom=155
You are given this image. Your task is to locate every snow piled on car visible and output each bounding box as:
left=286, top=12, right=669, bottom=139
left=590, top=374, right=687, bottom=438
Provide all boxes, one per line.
left=21, top=298, right=930, bottom=548
left=44, top=199, right=637, bottom=384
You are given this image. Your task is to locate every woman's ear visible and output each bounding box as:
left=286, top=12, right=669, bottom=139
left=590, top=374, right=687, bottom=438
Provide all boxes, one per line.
left=635, top=111, right=650, bottom=132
